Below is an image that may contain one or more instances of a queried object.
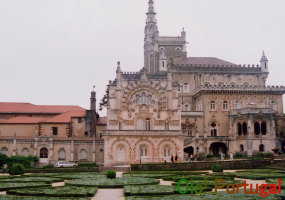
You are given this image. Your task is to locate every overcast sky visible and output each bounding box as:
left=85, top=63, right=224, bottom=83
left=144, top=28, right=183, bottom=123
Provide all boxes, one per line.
left=0, top=0, right=284, bottom=115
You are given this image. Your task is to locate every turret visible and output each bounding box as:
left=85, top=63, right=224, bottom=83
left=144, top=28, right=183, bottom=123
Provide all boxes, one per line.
left=90, top=85, right=96, bottom=111
left=260, top=51, right=268, bottom=73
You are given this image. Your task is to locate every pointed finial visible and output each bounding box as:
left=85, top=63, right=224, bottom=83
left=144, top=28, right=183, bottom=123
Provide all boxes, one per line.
left=92, top=85, right=95, bottom=92
left=260, top=51, right=268, bottom=62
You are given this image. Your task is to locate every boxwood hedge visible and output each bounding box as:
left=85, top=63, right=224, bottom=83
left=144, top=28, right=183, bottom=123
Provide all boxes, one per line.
left=124, top=185, right=174, bottom=196
left=0, top=182, right=50, bottom=191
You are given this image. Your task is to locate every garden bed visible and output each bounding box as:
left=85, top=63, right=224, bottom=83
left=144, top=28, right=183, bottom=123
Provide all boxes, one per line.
left=0, top=195, right=89, bottom=200
left=7, top=186, right=97, bottom=197
left=0, top=182, right=50, bottom=191
left=66, top=177, right=160, bottom=188
left=124, top=185, right=174, bottom=196
left=0, top=177, right=64, bottom=183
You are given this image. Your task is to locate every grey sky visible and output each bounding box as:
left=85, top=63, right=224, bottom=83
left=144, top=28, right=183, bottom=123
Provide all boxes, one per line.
left=0, top=0, right=284, bottom=115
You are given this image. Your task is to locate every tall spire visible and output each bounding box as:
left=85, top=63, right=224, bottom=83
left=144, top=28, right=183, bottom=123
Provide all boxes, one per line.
left=146, top=0, right=156, bottom=23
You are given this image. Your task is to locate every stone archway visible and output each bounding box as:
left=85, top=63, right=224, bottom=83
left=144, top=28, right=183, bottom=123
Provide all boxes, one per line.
left=209, top=142, right=227, bottom=155
left=184, top=146, right=194, bottom=157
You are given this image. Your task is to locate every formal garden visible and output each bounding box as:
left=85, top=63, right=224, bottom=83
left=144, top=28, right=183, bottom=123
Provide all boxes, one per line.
left=0, top=153, right=285, bottom=199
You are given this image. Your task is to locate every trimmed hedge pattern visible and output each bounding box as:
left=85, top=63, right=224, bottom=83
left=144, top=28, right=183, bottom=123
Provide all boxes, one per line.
left=124, top=185, right=174, bottom=196
left=0, top=182, right=50, bottom=191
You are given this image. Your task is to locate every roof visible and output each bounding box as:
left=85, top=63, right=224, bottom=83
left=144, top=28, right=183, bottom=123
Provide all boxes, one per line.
left=0, top=110, right=86, bottom=124
left=0, top=102, right=85, bottom=114
left=0, top=116, right=48, bottom=124
left=179, top=57, right=236, bottom=66
left=97, top=117, right=107, bottom=125
left=42, top=110, right=86, bottom=123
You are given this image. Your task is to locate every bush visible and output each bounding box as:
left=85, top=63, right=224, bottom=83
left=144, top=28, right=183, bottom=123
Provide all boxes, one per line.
left=6, top=155, right=38, bottom=168
left=9, top=163, right=25, bottom=175
left=0, top=153, right=8, bottom=167
left=78, top=162, right=97, bottom=168
left=234, top=152, right=244, bottom=159
left=43, top=165, right=54, bottom=169
left=212, top=164, right=223, bottom=172
left=107, top=170, right=116, bottom=179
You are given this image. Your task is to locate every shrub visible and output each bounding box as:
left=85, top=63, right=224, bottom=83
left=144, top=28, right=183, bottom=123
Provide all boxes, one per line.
left=9, top=163, right=25, bottom=175
left=212, top=164, right=223, bottom=172
left=234, top=152, right=244, bottom=159
left=43, top=164, right=54, bottom=169
left=107, top=170, right=116, bottom=179
left=0, top=153, right=8, bottom=167
left=7, top=155, right=38, bottom=168
left=78, top=162, right=97, bottom=168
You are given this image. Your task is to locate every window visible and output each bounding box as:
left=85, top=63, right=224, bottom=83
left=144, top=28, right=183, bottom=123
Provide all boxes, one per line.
left=145, top=119, right=151, bottom=130
left=182, top=82, right=190, bottom=93
left=237, top=123, right=242, bottom=136
left=119, top=122, right=124, bottom=130
left=234, top=101, right=241, bottom=109
left=240, top=145, right=244, bottom=152
left=40, top=148, right=48, bottom=158
left=259, top=101, right=265, bottom=108
left=210, top=101, right=216, bottom=111
left=165, top=122, right=170, bottom=130
left=58, top=148, right=66, bottom=160
left=84, top=131, right=88, bottom=136
left=78, top=118, right=82, bottom=123
left=140, top=145, right=148, bottom=157
left=261, top=122, right=267, bottom=135
left=187, top=129, right=193, bottom=137
left=254, top=122, right=260, bottom=135
left=137, top=119, right=144, bottom=130
left=182, top=104, right=190, bottom=111
left=271, top=101, right=277, bottom=111
left=175, top=47, right=182, bottom=57
left=21, top=148, right=29, bottom=157
left=210, top=122, right=217, bottom=136
left=1, top=147, right=8, bottom=155
left=242, top=122, right=248, bottom=135
left=259, top=144, right=265, bottom=152
left=80, top=149, right=88, bottom=160
left=223, top=101, right=228, bottom=111
left=51, top=127, right=58, bottom=136
left=136, top=93, right=153, bottom=105
left=164, top=145, right=171, bottom=157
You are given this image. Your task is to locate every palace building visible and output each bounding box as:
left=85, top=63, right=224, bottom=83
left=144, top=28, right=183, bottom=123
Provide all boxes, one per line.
left=0, top=0, right=285, bottom=166
left=102, top=0, right=285, bottom=166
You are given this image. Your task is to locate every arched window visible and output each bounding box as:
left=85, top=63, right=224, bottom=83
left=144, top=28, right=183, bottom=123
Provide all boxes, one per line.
left=21, top=148, right=29, bottom=157
left=210, top=122, right=217, bottom=136
left=175, top=47, right=182, bottom=57
left=237, top=123, right=242, bottom=136
left=165, top=122, right=170, bottom=131
left=145, top=118, right=151, bottom=130
left=261, top=122, right=267, bottom=135
left=183, top=82, right=190, bottom=93
left=40, top=148, right=48, bottom=158
left=58, top=148, right=66, bottom=160
left=240, top=144, right=244, bottom=152
left=1, top=147, right=8, bottom=155
left=254, top=122, right=260, bottom=135
left=140, top=145, right=148, bottom=158
left=259, top=144, right=265, bottom=152
left=259, top=101, right=265, bottom=108
left=234, top=101, right=241, bottom=109
left=136, top=93, right=153, bottom=105
left=223, top=101, right=228, bottom=111
left=242, top=122, right=248, bottom=135
left=182, top=104, right=190, bottom=111
left=80, top=149, right=88, bottom=160
left=164, top=145, right=171, bottom=158
left=210, top=101, right=216, bottom=111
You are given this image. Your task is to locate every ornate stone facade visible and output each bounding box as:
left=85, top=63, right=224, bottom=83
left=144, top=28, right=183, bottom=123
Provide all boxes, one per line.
left=103, top=0, right=285, bottom=166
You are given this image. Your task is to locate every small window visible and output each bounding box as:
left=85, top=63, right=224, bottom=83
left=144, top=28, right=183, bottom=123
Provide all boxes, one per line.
left=183, top=82, right=190, bottom=93
left=51, top=127, right=58, bottom=136
left=84, top=131, right=88, bottom=136
left=78, top=118, right=82, bottom=123
left=210, top=101, right=216, bottom=111
left=223, top=101, right=228, bottom=110
left=259, top=144, right=265, bottom=152
left=271, top=101, right=277, bottom=111
left=119, top=122, right=124, bottom=130
left=145, top=119, right=151, bottom=130
left=210, top=122, right=217, bottom=136
left=240, top=145, right=244, bottom=152
left=1, top=147, right=8, bottom=155
left=254, top=122, right=260, bottom=135
left=165, top=122, right=170, bottom=131
left=261, top=122, right=267, bottom=135
left=175, top=47, right=182, bottom=57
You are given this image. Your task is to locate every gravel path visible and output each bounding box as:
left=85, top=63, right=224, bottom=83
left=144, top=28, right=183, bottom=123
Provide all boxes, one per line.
left=92, top=189, right=124, bottom=200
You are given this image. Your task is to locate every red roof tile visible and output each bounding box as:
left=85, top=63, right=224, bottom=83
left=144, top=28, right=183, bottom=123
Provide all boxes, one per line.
left=0, top=116, right=48, bottom=124
left=179, top=57, right=236, bottom=66
left=42, top=110, right=86, bottom=123
left=0, top=102, right=85, bottom=114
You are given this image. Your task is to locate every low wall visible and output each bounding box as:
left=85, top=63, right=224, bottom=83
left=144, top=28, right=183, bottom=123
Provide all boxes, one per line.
left=25, top=167, right=100, bottom=173
left=130, top=159, right=274, bottom=171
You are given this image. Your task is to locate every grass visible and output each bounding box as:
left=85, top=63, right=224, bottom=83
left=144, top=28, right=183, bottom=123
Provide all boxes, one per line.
left=124, top=185, right=174, bottom=196
left=66, top=177, right=160, bottom=188
left=0, top=182, right=50, bottom=191
left=7, top=186, right=97, bottom=197
left=266, top=178, right=285, bottom=189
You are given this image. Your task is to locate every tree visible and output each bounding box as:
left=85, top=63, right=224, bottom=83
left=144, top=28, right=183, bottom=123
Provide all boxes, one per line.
left=99, top=88, right=109, bottom=111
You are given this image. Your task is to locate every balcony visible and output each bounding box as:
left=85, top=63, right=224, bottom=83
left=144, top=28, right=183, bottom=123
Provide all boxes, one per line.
left=102, top=130, right=183, bottom=136
left=181, top=111, right=204, bottom=117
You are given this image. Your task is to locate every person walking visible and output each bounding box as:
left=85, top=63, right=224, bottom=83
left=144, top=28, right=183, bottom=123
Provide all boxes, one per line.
left=3, top=163, right=8, bottom=174
left=230, top=152, right=234, bottom=161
